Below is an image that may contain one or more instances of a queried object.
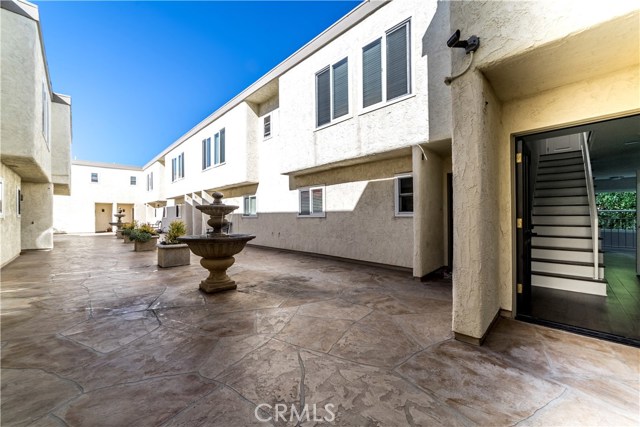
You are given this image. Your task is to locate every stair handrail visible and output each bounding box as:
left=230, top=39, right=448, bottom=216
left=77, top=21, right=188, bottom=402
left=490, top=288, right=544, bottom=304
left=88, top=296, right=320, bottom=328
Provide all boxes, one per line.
left=580, top=131, right=599, bottom=279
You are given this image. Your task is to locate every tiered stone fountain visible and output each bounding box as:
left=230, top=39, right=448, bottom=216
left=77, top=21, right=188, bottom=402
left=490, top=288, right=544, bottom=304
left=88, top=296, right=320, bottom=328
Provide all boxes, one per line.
left=178, top=192, right=255, bottom=293
left=109, top=209, right=126, bottom=238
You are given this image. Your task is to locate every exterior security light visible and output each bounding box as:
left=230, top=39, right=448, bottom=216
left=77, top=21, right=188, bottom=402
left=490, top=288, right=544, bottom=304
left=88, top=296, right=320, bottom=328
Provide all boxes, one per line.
left=447, top=29, right=480, bottom=54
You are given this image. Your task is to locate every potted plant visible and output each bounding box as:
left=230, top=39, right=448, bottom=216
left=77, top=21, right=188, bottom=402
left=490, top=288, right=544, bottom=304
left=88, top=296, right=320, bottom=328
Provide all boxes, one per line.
left=157, top=220, right=190, bottom=267
left=129, top=223, right=159, bottom=252
left=121, top=221, right=137, bottom=243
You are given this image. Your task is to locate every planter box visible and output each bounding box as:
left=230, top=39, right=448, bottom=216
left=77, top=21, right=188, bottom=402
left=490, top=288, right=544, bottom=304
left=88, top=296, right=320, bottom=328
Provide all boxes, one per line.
left=123, top=235, right=134, bottom=243
left=157, top=243, right=191, bottom=268
left=134, top=236, right=159, bottom=252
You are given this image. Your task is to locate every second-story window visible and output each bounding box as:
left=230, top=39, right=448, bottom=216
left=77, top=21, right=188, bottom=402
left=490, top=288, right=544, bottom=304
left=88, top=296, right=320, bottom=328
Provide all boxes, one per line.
left=147, top=172, right=153, bottom=191
left=363, top=20, right=411, bottom=109
left=172, top=153, right=184, bottom=182
left=214, top=129, right=225, bottom=165
left=130, top=176, right=136, bottom=185
left=91, top=172, right=98, bottom=183
left=263, top=115, right=271, bottom=139
left=202, top=137, right=211, bottom=170
left=316, top=57, right=349, bottom=127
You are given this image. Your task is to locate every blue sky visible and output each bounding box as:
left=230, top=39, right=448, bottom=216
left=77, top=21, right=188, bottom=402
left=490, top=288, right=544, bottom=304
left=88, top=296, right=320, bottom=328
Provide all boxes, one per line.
left=35, top=1, right=360, bottom=167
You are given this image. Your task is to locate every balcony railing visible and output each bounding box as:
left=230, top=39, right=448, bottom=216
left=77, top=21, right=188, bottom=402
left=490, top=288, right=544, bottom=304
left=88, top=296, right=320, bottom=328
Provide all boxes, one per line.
left=599, top=209, right=637, bottom=250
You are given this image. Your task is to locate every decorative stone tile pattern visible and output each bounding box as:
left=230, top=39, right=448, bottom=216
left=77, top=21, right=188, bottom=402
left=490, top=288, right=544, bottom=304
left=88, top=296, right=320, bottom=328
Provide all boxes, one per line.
left=0, top=236, right=637, bottom=426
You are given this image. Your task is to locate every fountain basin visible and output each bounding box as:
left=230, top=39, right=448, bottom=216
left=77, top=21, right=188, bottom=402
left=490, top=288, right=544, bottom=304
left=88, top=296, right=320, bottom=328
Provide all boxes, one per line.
left=178, top=234, right=255, bottom=293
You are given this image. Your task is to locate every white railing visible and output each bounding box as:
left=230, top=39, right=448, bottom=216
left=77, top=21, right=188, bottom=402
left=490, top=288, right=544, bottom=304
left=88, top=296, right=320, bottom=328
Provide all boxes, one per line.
left=580, top=131, right=600, bottom=279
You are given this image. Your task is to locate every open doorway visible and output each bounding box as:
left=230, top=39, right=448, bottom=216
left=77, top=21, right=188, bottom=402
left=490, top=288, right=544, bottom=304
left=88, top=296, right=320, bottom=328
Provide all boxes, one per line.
left=515, top=114, right=639, bottom=346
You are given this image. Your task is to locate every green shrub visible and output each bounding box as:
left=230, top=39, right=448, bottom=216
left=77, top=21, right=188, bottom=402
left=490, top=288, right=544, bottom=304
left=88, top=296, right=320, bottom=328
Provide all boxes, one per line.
left=138, top=223, right=158, bottom=235
left=129, top=229, right=153, bottom=243
left=164, top=220, right=186, bottom=244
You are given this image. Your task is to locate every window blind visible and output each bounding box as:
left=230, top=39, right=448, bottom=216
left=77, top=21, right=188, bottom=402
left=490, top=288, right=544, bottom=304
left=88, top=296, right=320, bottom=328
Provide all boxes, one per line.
left=362, top=39, right=382, bottom=108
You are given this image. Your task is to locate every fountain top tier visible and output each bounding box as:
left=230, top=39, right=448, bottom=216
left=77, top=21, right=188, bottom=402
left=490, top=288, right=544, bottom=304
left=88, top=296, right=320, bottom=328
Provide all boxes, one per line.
left=196, top=192, right=239, bottom=235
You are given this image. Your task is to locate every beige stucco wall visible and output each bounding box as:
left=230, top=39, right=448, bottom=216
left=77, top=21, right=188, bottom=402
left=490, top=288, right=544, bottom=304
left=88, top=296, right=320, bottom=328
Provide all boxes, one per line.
left=0, top=7, right=52, bottom=183
left=0, top=163, right=22, bottom=266
left=20, top=182, right=53, bottom=250
left=51, top=95, right=72, bottom=195
left=163, top=102, right=257, bottom=199
left=413, top=146, right=444, bottom=277
left=232, top=178, right=414, bottom=269
left=450, top=71, right=504, bottom=339
left=278, top=0, right=449, bottom=174
left=448, top=0, right=639, bottom=340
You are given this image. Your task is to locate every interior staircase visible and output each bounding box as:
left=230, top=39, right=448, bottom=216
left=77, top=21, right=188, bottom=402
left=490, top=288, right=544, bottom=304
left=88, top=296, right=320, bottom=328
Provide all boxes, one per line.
left=531, top=149, right=607, bottom=296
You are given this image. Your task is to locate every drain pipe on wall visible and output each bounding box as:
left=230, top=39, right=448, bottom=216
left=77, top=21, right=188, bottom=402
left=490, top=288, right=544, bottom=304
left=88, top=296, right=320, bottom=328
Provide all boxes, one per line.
left=415, top=143, right=428, bottom=160
left=444, top=51, right=475, bottom=86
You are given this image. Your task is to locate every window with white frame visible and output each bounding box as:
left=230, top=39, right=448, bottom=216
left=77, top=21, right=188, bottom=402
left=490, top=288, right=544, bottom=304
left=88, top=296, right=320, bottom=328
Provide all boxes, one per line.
left=299, top=186, right=325, bottom=217
left=0, top=178, right=4, bottom=218
left=214, top=129, right=225, bottom=165
left=362, top=20, right=411, bottom=109
left=42, top=81, right=50, bottom=146
left=202, top=137, right=211, bottom=170
left=316, top=57, right=349, bottom=127
left=147, top=172, right=153, bottom=191
left=130, top=176, right=136, bottom=185
left=395, top=174, right=413, bottom=216
left=91, top=172, right=98, bottom=183
left=171, top=153, right=184, bottom=182
left=16, top=188, right=21, bottom=217
left=243, top=195, right=257, bottom=216
left=263, top=115, right=271, bottom=139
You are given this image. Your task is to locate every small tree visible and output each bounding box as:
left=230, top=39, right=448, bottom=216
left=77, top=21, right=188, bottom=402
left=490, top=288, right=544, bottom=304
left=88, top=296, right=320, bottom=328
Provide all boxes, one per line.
left=164, top=220, right=186, bottom=244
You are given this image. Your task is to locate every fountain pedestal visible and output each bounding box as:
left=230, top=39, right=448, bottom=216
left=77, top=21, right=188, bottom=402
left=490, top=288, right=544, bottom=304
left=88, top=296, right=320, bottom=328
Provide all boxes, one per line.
left=178, top=192, right=255, bottom=294
left=200, top=257, right=237, bottom=292
left=109, top=210, right=126, bottom=238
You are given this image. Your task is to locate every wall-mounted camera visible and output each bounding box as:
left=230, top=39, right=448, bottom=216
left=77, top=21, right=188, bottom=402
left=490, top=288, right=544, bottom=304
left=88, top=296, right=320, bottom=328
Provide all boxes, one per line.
left=446, top=29, right=480, bottom=54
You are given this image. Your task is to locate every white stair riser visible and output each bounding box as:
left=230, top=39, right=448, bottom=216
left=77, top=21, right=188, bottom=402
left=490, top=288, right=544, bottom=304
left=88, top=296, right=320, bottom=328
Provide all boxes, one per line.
left=532, top=261, right=604, bottom=278
left=536, top=179, right=586, bottom=189
left=533, top=205, right=590, bottom=215
left=532, top=236, right=600, bottom=250
left=540, top=151, right=582, bottom=160
left=537, top=171, right=586, bottom=181
left=538, top=164, right=585, bottom=174
left=532, top=248, right=603, bottom=264
left=532, top=275, right=606, bottom=296
left=532, top=215, right=590, bottom=225
left=533, top=225, right=592, bottom=237
left=538, top=158, right=584, bottom=167
left=535, top=187, right=587, bottom=197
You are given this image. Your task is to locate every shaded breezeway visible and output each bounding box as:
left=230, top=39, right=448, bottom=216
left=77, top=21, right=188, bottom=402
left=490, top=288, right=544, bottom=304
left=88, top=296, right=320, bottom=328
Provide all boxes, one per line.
left=1, top=235, right=638, bottom=426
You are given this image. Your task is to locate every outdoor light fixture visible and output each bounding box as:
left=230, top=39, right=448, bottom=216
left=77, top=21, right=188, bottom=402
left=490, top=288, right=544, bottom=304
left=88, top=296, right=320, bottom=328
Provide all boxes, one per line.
left=444, top=29, right=480, bottom=85
left=446, top=29, right=480, bottom=54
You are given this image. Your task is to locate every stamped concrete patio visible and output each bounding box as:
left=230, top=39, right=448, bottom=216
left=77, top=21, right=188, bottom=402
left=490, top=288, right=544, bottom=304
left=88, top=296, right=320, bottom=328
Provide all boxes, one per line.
left=1, top=234, right=639, bottom=426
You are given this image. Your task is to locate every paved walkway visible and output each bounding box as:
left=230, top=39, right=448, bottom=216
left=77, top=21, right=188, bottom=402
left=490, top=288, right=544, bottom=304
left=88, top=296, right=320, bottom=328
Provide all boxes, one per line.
left=1, top=234, right=638, bottom=426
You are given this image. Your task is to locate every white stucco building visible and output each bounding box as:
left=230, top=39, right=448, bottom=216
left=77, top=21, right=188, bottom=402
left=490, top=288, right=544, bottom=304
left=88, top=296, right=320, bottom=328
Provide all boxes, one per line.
left=50, top=0, right=639, bottom=345
left=0, top=0, right=73, bottom=267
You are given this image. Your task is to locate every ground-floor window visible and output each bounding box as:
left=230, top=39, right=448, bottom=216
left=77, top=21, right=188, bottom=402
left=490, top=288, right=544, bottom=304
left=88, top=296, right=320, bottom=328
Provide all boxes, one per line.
left=243, top=195, right=257, bottom=217
left=395, top=174, right=413, bottom=216
left=16, top=188, right=21, bottom=217
left=299, top=186, right=325, bottom=217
